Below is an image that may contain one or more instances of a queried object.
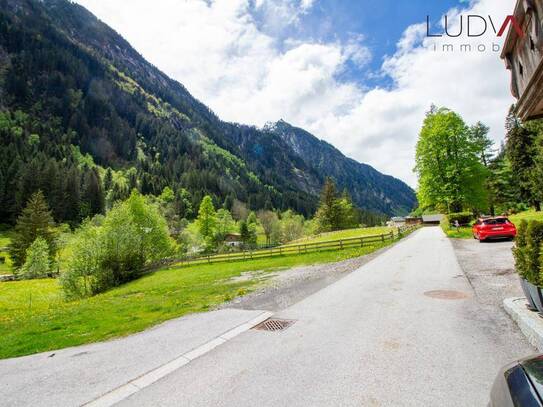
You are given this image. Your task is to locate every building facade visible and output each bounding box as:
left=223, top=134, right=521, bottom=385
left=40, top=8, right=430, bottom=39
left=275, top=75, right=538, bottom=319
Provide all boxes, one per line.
left=501, top=0, right=543, bottom=120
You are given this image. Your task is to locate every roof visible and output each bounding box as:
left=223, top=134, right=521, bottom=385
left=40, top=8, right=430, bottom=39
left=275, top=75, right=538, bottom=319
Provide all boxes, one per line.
left=390, top=217, right=405, bottom=222
left=422, top=214, right=444, bottom=222
left=500, top=0, right=525, bottom=59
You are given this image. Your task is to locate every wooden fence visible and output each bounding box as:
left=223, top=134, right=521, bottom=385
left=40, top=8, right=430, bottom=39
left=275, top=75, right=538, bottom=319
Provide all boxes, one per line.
left=168, top=224, right=419, bottom=268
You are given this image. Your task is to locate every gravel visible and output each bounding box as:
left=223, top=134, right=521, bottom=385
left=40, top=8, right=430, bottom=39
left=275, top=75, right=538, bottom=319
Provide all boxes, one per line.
left=451, top=237, right=532, bottom=347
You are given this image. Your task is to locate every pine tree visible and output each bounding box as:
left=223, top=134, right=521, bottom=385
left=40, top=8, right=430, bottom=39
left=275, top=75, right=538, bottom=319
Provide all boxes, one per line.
left=506, top=108, right=539, bottom=209
left=81, top=167, right=105, bottom=218
left=315, top=178, right=342, bottom=232
left=9, top=191, right=57, bottom=269
left=103, top=168, right=113, bottom=192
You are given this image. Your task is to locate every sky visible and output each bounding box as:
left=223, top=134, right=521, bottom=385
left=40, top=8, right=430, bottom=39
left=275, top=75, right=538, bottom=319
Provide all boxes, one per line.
left=73, top=0, right=515, bottom=187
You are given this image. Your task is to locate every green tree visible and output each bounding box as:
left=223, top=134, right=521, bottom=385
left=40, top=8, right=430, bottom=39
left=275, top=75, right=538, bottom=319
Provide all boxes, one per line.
left=214, top=208, right=235, bottom=243
left=61, top=191, right=174, bottom=298
left=469, top=121, right=493, bottom=167
left=258, top=210, right=279, bottom=245
left=414, top=107, right=488, bottom=213
left=506, top=109, right=539, bottom=210
left=337, top=190, right=357, bottom=230
left=81, top=167, right=105, bottom=218
left=280, top=210, right=304, bottom=242
left=315, top=178, right=342, bottom=232
left=103, top=168, right=113, bottom=192
left=175, top=188, right=193, bottom=219
left=20, top=237, right=50, bottom=279
left=487, top=146, right=520, bottom=214
left=9, top=191, right=57, bottom=269
left=239, top=211, right=257, bottom=247
left=196, top=195, right=217, bottom=241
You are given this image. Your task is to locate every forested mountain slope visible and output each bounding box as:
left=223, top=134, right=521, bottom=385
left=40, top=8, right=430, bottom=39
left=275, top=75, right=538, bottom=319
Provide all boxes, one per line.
left=0, top=0, right=415, bottom=225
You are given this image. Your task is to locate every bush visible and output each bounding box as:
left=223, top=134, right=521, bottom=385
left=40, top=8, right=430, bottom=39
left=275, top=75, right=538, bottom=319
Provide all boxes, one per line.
left=524, top=221, right=543, bottom=285
left=439, top=216, right=451, bottom=233
left=19, top=237, right=50, bottom=279
left=60, top=191, right=174, bottom=298
left=513, top=220, right=528, bottom=279
left=447, top=212, right=473, bottom=225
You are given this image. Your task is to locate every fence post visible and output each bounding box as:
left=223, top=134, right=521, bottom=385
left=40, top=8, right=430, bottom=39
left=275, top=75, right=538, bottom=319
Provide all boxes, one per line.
left=381, top=234, right=385, bottom=243
left=340, top=240, right=343, bottom=250
left=360, top=237, right=364, bottom=247
left=207, top=255, right=211, bottom=264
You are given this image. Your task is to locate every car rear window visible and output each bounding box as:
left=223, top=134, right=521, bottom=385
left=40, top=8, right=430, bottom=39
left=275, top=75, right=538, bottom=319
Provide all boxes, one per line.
left=483, top=218, right=509, bottom=225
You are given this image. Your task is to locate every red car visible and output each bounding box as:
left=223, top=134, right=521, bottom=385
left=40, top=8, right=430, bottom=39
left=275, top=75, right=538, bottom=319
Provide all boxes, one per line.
left=472, top=216, right=517, bottom=242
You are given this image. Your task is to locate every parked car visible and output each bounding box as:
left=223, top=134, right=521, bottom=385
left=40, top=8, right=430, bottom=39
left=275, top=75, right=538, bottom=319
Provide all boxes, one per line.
left=490, top=354, right=543, bottom=406
left=472, top=216, right=517, bottom=242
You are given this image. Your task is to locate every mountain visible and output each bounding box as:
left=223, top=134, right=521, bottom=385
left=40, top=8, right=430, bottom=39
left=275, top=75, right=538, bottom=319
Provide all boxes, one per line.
left=0, top=0, right=416, bottom=225
left=266, top=120, right=416, bottom=215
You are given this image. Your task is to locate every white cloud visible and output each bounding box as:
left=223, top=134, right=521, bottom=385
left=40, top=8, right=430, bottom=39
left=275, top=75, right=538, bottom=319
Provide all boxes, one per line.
left=74, top=0, right=514, bottom=188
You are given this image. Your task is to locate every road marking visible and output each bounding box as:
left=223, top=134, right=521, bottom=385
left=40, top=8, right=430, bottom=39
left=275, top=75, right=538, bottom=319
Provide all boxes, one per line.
left=84, top=311, right=273, bottom=407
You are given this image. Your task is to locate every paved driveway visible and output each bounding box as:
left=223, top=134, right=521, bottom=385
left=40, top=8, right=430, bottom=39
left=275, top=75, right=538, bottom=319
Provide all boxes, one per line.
left=119, top=227, right=534, bottom=407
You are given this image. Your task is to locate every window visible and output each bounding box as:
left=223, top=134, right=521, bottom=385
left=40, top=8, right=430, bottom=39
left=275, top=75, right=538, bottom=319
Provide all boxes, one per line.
left=483, top=218, right=509, bottom=225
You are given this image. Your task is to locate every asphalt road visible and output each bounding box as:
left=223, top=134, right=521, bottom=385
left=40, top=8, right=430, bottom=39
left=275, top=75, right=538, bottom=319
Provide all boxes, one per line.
left=119, top=227, right=534, bottom=407
left=452, top=237, right=533, bottom=347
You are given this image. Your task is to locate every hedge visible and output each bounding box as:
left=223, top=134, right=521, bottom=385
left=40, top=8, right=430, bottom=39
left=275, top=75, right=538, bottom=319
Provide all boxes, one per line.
left=515, top=219, right=543, bottom=286
left=513, top=220, right=528, bottom=280
left=447, top=212, right=473, bottom=225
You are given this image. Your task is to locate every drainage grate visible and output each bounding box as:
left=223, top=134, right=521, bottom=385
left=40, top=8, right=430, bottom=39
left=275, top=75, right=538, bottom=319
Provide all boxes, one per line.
left=253, top=318, right=295, bottom=332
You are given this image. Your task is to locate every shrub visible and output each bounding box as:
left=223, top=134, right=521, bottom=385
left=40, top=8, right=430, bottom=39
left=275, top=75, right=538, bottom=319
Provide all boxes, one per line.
left=19, top=237, right=50, bottom=279
left=60, top=191, right=174, bottom=298
left=447, top=212, right=473, bottom=225
left=440, top=216, right=451, bottom=234
left=525, top=221, right=543, bottom=285
left=513, top=220, right=528, bottom=279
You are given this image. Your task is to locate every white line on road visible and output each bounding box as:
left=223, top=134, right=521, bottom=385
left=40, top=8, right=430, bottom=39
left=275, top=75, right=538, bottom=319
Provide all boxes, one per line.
left=83, top=311, right=273, bottom=407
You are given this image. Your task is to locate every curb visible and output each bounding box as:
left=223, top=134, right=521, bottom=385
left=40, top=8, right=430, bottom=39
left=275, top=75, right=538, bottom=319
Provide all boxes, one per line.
left=84, top=311, right=273, bottom=407
left=504, top=297, right=543, bottom=351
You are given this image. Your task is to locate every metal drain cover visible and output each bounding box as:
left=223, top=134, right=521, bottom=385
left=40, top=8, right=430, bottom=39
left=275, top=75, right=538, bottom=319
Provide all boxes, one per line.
left=253, top=318, right=295, bottom=332
left=424, top=290, right=469, bottom=300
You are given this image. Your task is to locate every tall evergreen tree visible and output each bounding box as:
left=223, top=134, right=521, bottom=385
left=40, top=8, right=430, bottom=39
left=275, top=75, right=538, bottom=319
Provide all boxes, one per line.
left=9, top=191, right=57, bottom=269
left=315, top=178, right=342, bottom=232
left=505, top=108, right=539, bottom=210
left=81, top=167, right=104, bottom=218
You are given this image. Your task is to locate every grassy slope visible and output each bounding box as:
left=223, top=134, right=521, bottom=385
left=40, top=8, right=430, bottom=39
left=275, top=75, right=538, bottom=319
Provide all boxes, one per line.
left=0, top=240, right=395, bottom=359
left=0, top=231, right=13, bottom=274
left=286, top=227, right=391, bottom=246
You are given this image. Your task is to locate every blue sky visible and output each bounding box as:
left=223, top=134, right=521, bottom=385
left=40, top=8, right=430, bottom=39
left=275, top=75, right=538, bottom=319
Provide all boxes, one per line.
left=250, top=0, right=463, bottom=87
left=75, top=0, right=513, bottom=187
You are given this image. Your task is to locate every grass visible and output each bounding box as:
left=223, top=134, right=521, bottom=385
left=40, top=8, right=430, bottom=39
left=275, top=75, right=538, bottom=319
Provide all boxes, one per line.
left=443, top=226, right=473, bottom=239
left=0, top=239, right=395, bottom=359
left=0, top=231, right=13, bottom=275
left=285, top=226, right=391, bottom=246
